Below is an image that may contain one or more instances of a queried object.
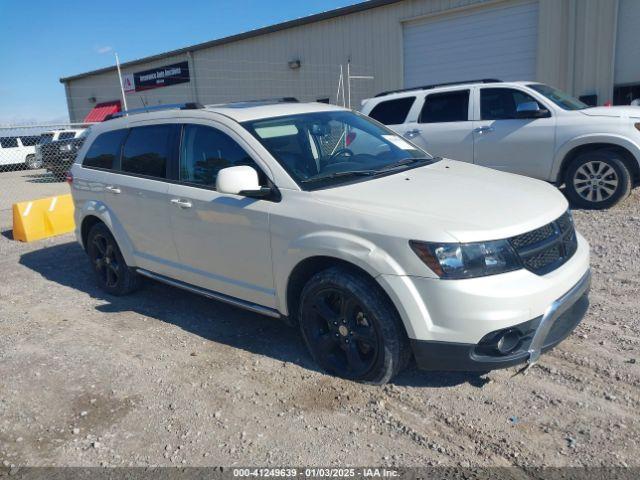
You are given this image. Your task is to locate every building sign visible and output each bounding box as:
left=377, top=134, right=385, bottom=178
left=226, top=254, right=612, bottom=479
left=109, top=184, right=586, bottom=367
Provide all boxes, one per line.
left=122, top=73, right=135, bottom=93
left=123, top=61, right=190, bottom=93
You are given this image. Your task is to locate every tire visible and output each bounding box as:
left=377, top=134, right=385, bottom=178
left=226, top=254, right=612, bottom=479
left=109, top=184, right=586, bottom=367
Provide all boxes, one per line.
left=564, top=150, right=632, bottom=209
left=299, top=266, right=410, bottom=384
left=86, top=223, right=140, bottom=296
left=25, top=154, right=42, bottom=170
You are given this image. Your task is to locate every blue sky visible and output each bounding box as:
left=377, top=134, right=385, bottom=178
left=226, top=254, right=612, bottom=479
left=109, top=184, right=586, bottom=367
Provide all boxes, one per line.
left=0, top=0, right=358, bottom=124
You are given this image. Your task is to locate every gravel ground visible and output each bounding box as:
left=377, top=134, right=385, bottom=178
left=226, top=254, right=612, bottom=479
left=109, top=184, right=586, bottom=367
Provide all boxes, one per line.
left=0, top=167, right=69, bottom=211
left=0, top=191, right=639, bottom=468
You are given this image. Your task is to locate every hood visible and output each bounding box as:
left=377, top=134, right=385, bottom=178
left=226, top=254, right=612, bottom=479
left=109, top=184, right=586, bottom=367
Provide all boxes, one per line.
left=580, top=106, right=640, bottom=119
left=311, top=160, right=568, bottom=243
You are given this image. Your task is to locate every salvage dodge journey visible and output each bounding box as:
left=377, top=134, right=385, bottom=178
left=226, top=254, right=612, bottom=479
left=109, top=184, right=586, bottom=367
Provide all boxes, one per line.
left=69, top=100, right=591, bottom=384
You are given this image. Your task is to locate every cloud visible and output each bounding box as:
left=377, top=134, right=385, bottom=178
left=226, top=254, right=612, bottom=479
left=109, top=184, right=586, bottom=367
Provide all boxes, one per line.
left=95, top=45, right=113, bottom=54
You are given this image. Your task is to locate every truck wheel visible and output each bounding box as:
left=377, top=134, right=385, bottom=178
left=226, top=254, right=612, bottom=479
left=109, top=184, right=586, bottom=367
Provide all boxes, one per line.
left=87, top=223, right=140, bottom=296
left=564, top=151, right=632, bottom=209
left=25, top=154, right=42, bottom=170
left=299, top=266, right=410, bottom=384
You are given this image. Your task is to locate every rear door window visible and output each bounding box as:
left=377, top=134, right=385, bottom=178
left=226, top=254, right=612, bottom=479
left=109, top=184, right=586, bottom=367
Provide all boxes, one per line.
left=122, top=125, right=178, bottom=178
left=83, top=129, right=129, bottom=170
left=419, top=90, right=470, bottom=123
left=368, top=97, right=416, bottom=125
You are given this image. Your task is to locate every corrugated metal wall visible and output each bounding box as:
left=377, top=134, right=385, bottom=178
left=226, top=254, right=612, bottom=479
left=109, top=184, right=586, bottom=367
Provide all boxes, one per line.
left=615, top=0, right=640, bottom=86
left=64, top=0, right=620, bottom=122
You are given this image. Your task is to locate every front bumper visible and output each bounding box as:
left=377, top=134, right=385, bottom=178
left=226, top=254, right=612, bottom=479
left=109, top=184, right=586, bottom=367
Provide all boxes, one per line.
left=410, top=269, right=591, bottom=371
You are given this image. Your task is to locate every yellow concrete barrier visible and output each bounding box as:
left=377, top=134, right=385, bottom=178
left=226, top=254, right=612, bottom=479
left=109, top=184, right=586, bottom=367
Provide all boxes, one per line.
left=12, top=194, right=75, bottom=242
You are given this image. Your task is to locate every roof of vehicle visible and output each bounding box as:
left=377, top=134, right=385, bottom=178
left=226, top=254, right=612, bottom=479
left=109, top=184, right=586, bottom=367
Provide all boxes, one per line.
left=41, top=128, right=85, bottom=135
left=204, top=101, right=347, bottom=122
left=369, top=80, right=540, bottom=102
left=98, top=101, right=348, bottom=129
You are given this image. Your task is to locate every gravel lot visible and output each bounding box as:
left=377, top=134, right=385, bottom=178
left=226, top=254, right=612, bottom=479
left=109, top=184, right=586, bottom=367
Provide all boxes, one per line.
left=0, top=188, right=639, bottom=468
left=0, top=167, right=68, bottom=211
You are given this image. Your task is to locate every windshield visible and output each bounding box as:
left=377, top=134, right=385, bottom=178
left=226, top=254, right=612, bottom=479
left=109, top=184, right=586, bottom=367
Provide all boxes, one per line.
left=243, top=111, right=433, bottom=189
left=527, top=84, right=589, bottom=110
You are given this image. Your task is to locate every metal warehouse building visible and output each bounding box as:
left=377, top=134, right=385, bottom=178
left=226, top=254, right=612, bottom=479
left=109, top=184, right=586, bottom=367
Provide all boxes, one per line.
left=61, top=0, right=639, bottom=123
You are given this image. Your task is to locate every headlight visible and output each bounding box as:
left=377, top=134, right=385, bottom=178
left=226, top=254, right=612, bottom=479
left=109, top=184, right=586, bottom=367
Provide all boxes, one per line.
left=635, top=122, right=640, bottom=132
left=409, top=239, right=521, bottom=279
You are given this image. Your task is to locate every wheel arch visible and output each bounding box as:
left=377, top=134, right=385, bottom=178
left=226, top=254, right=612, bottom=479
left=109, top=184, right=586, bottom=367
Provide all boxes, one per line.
left=80, top=215, right=104, bottom=251
left=554, top=137, right=640, bottom=185
left=76, top=202, right=136, bottom=265
left=284, top=255, right=406, bottom=337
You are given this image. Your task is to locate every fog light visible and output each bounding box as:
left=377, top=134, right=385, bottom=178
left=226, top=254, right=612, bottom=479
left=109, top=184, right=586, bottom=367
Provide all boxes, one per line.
left=496, top=329, right=521, bottom=354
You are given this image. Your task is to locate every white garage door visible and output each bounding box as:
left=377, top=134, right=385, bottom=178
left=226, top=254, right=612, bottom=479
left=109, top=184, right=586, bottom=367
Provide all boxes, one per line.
left=615, top=0, right=640, bottom=85
left=403, top=1, right=539, bottom=88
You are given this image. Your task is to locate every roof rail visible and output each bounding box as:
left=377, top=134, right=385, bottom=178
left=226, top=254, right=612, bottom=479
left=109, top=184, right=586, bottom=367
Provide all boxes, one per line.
left=210, top=97, right=300, bottom=108
left=374, top=79, right=502, bottom=97
left=105, top=102, right=203, bottom=120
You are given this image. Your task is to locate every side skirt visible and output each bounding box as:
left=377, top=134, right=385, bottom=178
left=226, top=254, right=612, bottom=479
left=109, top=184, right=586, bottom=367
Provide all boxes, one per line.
left=136, top=268, right=281, bottom=319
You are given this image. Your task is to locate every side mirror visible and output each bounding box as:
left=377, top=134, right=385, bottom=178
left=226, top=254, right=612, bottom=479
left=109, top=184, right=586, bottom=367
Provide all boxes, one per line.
left=516, top=101, right=549, bottom=119
left=216, top=165, right=271, bottom=198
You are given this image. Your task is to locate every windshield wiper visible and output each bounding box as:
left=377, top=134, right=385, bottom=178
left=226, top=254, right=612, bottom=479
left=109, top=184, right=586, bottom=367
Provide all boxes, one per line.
left=300, top=170, right=377, bottom=184
left=374, top=157, right=433, bottom=173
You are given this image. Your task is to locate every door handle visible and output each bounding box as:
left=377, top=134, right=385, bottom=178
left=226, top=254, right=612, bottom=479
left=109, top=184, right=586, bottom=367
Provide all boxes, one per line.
left=170, top=198, right=193, bottom=209
left=404, top=129, right=420, bottom=138
left=105, top=185, right=121, bottom=194
left=473, top=126, right=494, bottom=134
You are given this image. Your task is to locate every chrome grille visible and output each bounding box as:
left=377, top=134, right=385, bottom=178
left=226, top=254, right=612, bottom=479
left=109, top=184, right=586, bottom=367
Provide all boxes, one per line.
left=510, top=211, right=578, bottom=275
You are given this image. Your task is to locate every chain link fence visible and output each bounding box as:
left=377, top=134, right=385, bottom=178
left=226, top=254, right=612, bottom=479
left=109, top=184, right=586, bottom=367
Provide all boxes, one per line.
left=0, top=123, right=93, bottom=211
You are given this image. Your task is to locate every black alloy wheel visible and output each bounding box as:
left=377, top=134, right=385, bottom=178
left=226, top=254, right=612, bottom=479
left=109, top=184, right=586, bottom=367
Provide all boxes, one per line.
left=299, top=267, right=410, bottom=384
left=303, top=287, right=379, bottom=378
left=91, top=232, right=121, bottom=289
left=86, top=223, right=140, bottom=295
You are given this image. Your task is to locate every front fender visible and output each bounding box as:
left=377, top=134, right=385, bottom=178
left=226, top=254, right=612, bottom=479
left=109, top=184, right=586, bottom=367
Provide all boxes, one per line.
left=75, top=200, right=136, bottom=267
left=275, top=230, right=409, bottom=316
left=551, top=134, right=640, bottom=182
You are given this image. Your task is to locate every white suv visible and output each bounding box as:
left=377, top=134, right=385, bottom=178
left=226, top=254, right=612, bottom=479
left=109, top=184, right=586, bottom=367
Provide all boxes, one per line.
left=0, top=135, right=40, bottom=169
left=361, top=80, right=640, bottom=209
left=70, top=101, right=590, bottom=384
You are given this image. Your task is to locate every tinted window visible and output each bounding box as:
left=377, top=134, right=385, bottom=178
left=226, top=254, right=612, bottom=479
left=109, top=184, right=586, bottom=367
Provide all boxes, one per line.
left=83, top=129, right=128, bottom=169
left=39, top=133, right=55, bottom=144
left=122, top=125, right=177, bottom=178
left=0, top=137, right=18, bottom=148
left=20, top=136, right=40, bottom=146
left=419, top=90, right=469, bottom=123
left=58, top=132, right=77, bottom=140
left=481, top=88, right=545, bottom=120
left=180, top=125, right=258, bottom=186
left=369, top=97, right=415, bottom=125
